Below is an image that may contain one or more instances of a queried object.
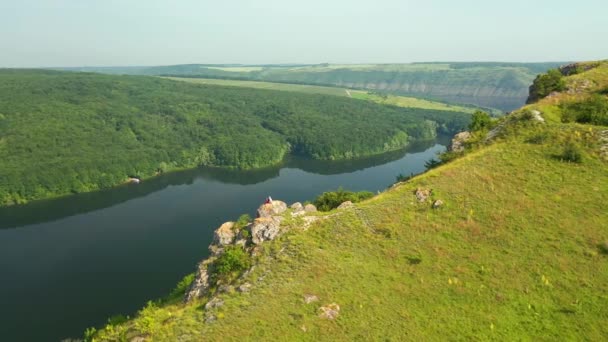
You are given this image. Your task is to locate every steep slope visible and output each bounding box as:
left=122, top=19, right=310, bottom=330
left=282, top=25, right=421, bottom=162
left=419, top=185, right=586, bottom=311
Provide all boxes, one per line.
left=0, top=70, right=469, bottom=206
left=88, top=62, right=607, bottom=340
left=59, top=62, right=564, bottom=111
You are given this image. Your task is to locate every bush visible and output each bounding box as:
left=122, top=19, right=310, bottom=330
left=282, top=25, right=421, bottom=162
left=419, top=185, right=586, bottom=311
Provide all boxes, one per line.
left=468, top=111, right=493, bottom=132
left=313, top=187, right=374, bottom=211
left=527, top=69, right=566, bottom=103
left=561, top=94, right=608, bottom=126
left=214, top=246, right=251, bottom=275
left=559, top=141, right=583, bottom=163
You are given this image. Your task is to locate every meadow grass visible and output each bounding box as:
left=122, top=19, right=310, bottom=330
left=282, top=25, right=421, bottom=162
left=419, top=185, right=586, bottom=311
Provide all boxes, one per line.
left=166, top=77, right=477, bottom=113
left=92, top=119, right=608, bottom=341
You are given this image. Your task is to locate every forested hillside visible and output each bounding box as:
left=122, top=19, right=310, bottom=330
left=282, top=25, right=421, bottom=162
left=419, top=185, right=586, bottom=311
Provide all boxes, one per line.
left=0, top=70, right=469, bottom=206
left=60, top=62, right=564, bottom=111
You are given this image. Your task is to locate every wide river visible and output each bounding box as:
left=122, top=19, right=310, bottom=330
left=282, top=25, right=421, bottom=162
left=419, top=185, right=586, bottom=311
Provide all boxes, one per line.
left=0, top=137, right=448, bottom=341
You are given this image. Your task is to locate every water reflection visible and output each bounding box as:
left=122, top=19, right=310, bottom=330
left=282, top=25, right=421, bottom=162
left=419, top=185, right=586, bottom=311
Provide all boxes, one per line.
left=0, top=137, right=446, bottom=229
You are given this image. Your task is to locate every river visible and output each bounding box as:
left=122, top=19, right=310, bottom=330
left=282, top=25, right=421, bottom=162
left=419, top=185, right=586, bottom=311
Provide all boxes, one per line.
left=0, top=137, right=448, bottom=341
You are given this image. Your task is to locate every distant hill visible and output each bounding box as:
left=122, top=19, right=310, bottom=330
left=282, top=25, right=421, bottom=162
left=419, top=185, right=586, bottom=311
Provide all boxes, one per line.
left=89, top=61, right=608, bottom=341
left=0, top=70, right=469, bottom=206
left=57, top=62, right=566, bottom=111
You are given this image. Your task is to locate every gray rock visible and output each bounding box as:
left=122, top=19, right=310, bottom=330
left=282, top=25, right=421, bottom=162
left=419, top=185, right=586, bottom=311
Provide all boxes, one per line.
left=238, top=283, right=252, bottom=293
left=291, top=202, right=304, bottom=212
left=337, top=201, right=354, bottom=210
left=204, top=297, right=224, bottom=310
left=205, top=315, right=217, bottom=324
left=218, top=285, right=234, bottom=293
left=213, top=222, right=235, bottom=246
left=415, top=188, right=432, bottom=202
left=304, top=294, right=319, bottom=304
left=304, top=204, right=317, bottom=213
left=450, top=131, right=471, bottom=152
left=432, top=200, right=444, bottom=209
left=184, top=258, right=216, bottom=302
left=530, top=110, right=545, bottom=123
left=257, top=200, right=288, bottom=218
left=319, top=303, right=340, bottom=320
left=251, top=216, right=283, bottom=245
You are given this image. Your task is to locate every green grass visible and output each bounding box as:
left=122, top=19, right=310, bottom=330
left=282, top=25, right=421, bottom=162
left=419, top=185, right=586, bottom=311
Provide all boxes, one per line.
left=166, top=77, right=479, bottom=113
left=91, top=121, right=608, bottom=341
left=90, top=62, right=608, bottom=341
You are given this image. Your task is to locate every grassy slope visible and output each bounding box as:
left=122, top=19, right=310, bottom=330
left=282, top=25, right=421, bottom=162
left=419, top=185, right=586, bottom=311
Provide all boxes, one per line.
left=166, top=77, right=479, bottom=113
left=92, top=64, right=608, bottom=341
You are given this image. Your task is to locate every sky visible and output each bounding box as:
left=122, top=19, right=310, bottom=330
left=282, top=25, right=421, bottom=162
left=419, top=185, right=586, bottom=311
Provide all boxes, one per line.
left=1, top=0, right=607, bottom=67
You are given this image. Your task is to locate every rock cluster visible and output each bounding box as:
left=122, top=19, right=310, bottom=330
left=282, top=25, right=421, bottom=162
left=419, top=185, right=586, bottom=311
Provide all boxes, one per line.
left=319, top=303, right=340, bottom=320
left=450, top=131, right=471, bottom=152
left=184, top=200, right=317, bottom=303
left=415, top=188, right=432, bottom=202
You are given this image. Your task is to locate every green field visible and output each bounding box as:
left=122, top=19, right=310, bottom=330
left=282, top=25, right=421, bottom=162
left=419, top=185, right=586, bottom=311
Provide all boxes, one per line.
left=166, top=77, right=479, bottom=113
left=89, top=63, right=608, bottom=341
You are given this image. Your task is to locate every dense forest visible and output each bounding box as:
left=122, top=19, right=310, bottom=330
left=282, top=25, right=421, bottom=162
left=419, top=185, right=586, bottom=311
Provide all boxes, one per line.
left=0, top=70, right=469, bottom=205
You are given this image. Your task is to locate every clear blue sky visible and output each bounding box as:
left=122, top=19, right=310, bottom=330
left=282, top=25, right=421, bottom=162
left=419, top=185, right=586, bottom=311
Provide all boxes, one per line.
left=1, top=0, right=607, bottom=67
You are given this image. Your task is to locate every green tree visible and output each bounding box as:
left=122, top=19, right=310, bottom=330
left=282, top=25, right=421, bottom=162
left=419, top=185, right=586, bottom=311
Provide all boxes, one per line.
left=468, top=111, right=492, bottom=132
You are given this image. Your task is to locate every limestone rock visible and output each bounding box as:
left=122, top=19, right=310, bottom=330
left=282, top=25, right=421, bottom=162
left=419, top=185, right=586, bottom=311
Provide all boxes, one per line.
left=213, top=221, right=235, bottom=246
left=304, top=294, right=319, bottom=304
left=450, top=131, right=471, bottom=152
left=415, top=188, right=432, bottom=202
left=205, top=315, right=217, bottom=324
left=319, top=303, right=340, bottom=320
left=530, top=110, right=545, bottom=123
left=337, top=201, right=354, bottom=210
left=257, top=200, right=287, bottom=218
left=251, top=216, right=283, bottom=245
left=432, top=200, right=444, bottom=209
left=238, top=283, right=252, bottom=293
left=184, top=258, right=216, bottom=302
left=304, top=204, right=317, bottom=213
left=204, top=297, right=224, bottom=310
left=218, top=285, right=234, bottom=293
left=291, top=202, right=305, bottom=216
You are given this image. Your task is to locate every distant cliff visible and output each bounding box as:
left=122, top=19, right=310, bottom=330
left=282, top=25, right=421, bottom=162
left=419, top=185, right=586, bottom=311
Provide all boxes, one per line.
left=59, top=62, right=565, bottom=111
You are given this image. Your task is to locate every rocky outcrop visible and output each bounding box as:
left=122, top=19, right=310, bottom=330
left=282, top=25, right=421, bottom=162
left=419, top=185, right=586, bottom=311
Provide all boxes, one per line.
left=213, top=222, right=235, bottom=246
left=257, top=201, right=287, bottom=218
left=251, top=216, right=283, bottom=245
left=185, top=199, right=316, bottom=303
left=415, top=188, right=432, bottom=202
left=337, top=201, right=354, bottom=210
left=450, top=131, right=471, bottom=152
left=184, top=258, right=216, bottom=302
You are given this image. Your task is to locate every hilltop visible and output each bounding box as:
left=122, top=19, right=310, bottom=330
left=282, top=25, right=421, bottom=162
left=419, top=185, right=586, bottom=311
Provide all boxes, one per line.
left=0, top=70, right=469, bottom=206
left=88, top=61, right=608, bottom=340
left=58, top=62, right=564, bottom=111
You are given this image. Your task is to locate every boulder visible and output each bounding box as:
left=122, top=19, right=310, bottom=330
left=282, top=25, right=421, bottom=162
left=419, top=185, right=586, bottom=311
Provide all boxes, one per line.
left=337, top=201, right=354, bottom=210
left=432, top=200, right=444, bottom=209
left=213, top=221, right=235, bottom=246
left=251, top=217, right=283, bottom=245
left=238, top=283, right=252, bottom=293
left=257, top=200, right=288, bottom=218
left=304, top=294, right=319, bottom=304
left=291, top=202, right=304, bottom=214
left=450, top=131, right=471, bottom=152
left=319, top=303, right=340, bottom=320
left=415, top=188, right=432, bottom=202
left=304, top=204, right=317, bottom=213
left=204, top=297, right=224, bottom=310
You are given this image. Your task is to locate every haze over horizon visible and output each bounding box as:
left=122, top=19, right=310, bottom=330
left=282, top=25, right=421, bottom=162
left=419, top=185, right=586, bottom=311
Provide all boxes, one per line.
left=1, top=0, right=607, bottom=67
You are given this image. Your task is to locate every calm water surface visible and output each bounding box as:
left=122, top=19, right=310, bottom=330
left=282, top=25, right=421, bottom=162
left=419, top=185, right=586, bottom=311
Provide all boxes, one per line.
left=0, top=138, right=447, bottom=341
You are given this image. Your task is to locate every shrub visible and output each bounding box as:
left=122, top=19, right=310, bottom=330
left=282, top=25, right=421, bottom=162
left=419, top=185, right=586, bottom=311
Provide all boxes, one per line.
left=215, top=246, right=251, bottom=275
left=559, top=141, right=583, bottom=163
left=527, top=69, right=566, bottom=103
left=424, top=158, right=442, bottom=170
left=561, top=94, right=608, bottom=126
left=468, top=110, right=493, bottom=132
left=167, top=273, right=195, bottom=300
left=395, top=173, right=414, bottom=183
left=313, top=187, right=374, bottom=211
